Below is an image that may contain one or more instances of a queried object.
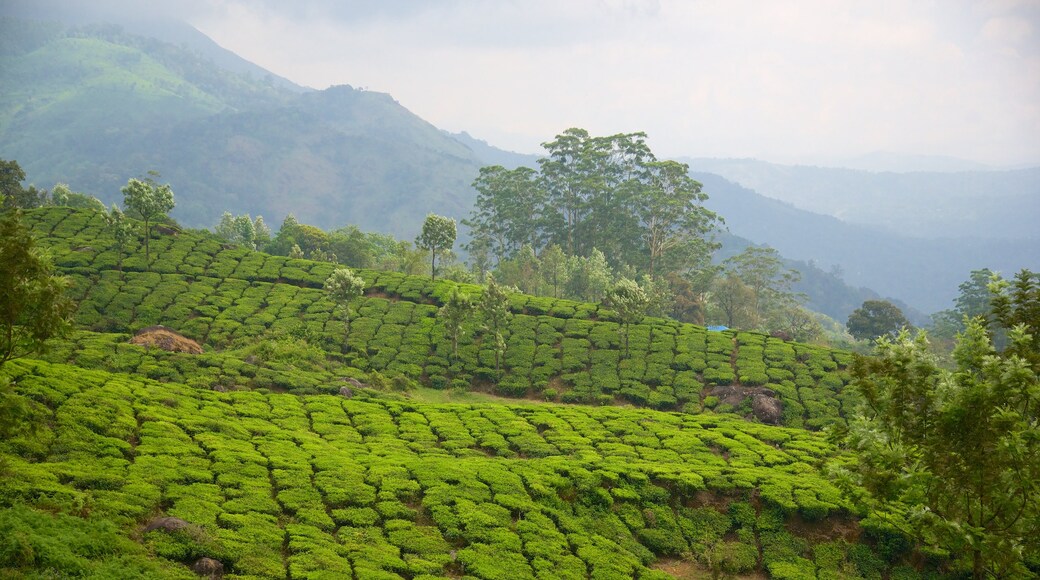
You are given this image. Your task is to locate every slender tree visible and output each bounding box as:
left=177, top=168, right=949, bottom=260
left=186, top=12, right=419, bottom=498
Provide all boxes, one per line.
left=324, top=268, right=366, bottom=347
left=540, top=244, right=568, bottom=298
left=104, top=204, right=135, bottom=279
left=439, top=287, right=474, bottom=362
left=638, top=160, right=719, bottom=277
left=478, top=275, right=511, bottom=374
left=604, top=277, right=649, bottom=355
left=416, top=213, right=456, bottom=281
left=121, top=172, right=174, bottom=266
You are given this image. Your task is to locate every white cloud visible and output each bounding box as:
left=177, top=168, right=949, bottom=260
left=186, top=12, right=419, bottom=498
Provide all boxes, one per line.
left=10, top=0, right=1033, bottom=165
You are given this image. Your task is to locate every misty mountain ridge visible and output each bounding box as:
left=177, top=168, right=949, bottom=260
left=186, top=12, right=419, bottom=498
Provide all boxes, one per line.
left=2, top=14, right=1036, bottom=316
left=682, top=157, right=1040, bottom=242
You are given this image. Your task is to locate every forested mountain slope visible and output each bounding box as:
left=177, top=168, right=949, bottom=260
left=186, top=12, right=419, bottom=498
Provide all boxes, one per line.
left=698, top=172, right=1039, bottom=313
left=0, top=18, right=484, bottom=235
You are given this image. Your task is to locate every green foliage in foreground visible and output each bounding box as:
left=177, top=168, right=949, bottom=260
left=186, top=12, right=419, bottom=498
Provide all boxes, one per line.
left=840, top=322, right=1040, bottom=578
left=0, top=359, right=933, bottom=579
left=24, top=207, right=857, bottom=428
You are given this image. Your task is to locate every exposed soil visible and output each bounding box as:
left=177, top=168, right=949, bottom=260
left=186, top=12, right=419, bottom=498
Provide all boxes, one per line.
left=130, top=326, right=203, bottom=354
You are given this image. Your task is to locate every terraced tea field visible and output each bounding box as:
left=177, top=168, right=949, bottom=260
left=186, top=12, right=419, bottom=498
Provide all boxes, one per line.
left=1, top=359, right=896, bottom=579
left=26, top=207, right=857, bottom=429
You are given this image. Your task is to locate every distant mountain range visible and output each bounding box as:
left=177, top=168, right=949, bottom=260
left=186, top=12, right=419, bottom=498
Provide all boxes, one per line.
left=0, top=17, right=484, bottom=237
left=1, top=14, right=1036, bottom=317
left=682, top=157, right=1040, bottom=241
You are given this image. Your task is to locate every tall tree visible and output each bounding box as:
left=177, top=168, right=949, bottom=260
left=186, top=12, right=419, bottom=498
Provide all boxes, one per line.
left=0, top=159, right=25, bottom=208
left=847, top=299, right=911, bottom=341
left=478, top=275, right=511, bottom=374
left=439, top=287, right=474, bottom=362
left=540, top=244, right=568, bottom=299
left=464, top=165, right=544, bottom=261
left=0, top=210, right=73, bottom=367
left=722, top=246, right=801, bottom=323
left=637, top=160, right=720, bottom=277
left=121, top=172, right=174, bottom=266
left=104, top=204, right=134, bottom=278
left=604, top=277, right=649, bottom=355
left=843, top=322, right=1040, bottom=578
left=0, top=159, right=45, bottom=210
left=710, top=274, right=757, bottom=329
left=324, top=268, right=366, bottom=351
left=989, top=269, right=1040, bottom=371
left=416, top=213, right=456, bottom=281
left=565, top=249, right=613, bottom=303
left=252, top=216, right=272, bottom=250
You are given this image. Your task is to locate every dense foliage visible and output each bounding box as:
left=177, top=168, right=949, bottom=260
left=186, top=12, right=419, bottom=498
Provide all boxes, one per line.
left=0, top=209, right=73, bottom=366
left=0, top=205, right=992, bottom=578
left=842, top=321, right=1040, bottom=578
left=0, top=358, right=910, bottom=579
left=24, top=207, right=858, bottom=428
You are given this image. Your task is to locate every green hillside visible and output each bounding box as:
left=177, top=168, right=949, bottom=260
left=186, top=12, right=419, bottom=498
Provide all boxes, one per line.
left=27, top=207, right=857, bottom=430
left=0, top=19, right=483, bottom=235
left=0, top=206, right=969, bottom=578
left=1, top=358, right=871, bottom=579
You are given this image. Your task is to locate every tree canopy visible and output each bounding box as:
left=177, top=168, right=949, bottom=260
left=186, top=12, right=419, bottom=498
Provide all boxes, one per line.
left=463, top=128, right=720, bottom=282
left=0, top=209, right=73, bottom=367
left=121, top=172, right=175, bottom=265
left=846, top=300, right=911, bottom=341
left=324, top=268, right=366, bottom=341
left=416, top=214, right=456, bottom=281
left=843, top=321, right=1040, bottom=578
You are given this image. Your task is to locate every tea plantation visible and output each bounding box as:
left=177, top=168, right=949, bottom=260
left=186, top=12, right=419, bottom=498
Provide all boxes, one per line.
left=3, top=358, right=915, bottom=579
left=26, top=207, right=856, bottom=430
left=0, top=207, right=940, bottom=578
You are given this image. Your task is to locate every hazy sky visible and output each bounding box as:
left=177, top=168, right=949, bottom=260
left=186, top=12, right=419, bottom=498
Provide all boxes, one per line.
left=10, top=1, right=1040, bottom=165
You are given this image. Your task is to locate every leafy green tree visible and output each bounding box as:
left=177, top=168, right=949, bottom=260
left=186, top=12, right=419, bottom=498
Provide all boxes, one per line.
left=710, top=274, right=757, bottom=329
left=0, top=210, right=73, bottom=367
left=497, top=244, right=540, bottom=294
left=0, top=159, right=45, bottom=210
left=565, top=249, right=613, bottom=302
left=604, top=277, right=649, bottom=355
left=722, top=246, right=801, bottom=324
left=121, top=173, right=174, bottom=265
left=0, top=159, right=25, bottom=207
left=464, top=165, right=544, bottom=261
left=252, top=216, right=271, bottom=250
left=768, top=305, right=823, bottom=343
left=478, top=275, right=512, bottom=374
left=439, top=287, right=474, bottom=362
left=956, top=268, right=997, bottom=322
left=49, top=182, right=70, bottom=206
left=324, top=268, right=366, bottom=344
left=540, top=244, right=568, bottom=298
left=268, top=214, right=331, bottom=258
left=846, top=300, right=911, bottom=341
left=989, top=269, right=1040, bottom=370
left=103, top=205, right=135, bottom=278
left=214, top=212, right=258, bottom=249
left=842, top=322, right=1040, bottom=578
left=416, top=213, right=456, bottom=281
left=638, top=160, right=720, bottom=277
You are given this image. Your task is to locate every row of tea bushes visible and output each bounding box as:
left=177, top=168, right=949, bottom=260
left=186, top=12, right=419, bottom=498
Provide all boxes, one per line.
left=28, top=207, right=856, bottom=427
left=60, top=268, right=853, bottom=426
left=1, top=359, right=929, bottom=579
left=40, top=330, right=349, bottom=393
left=26, top=207, right=602, bottom=320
